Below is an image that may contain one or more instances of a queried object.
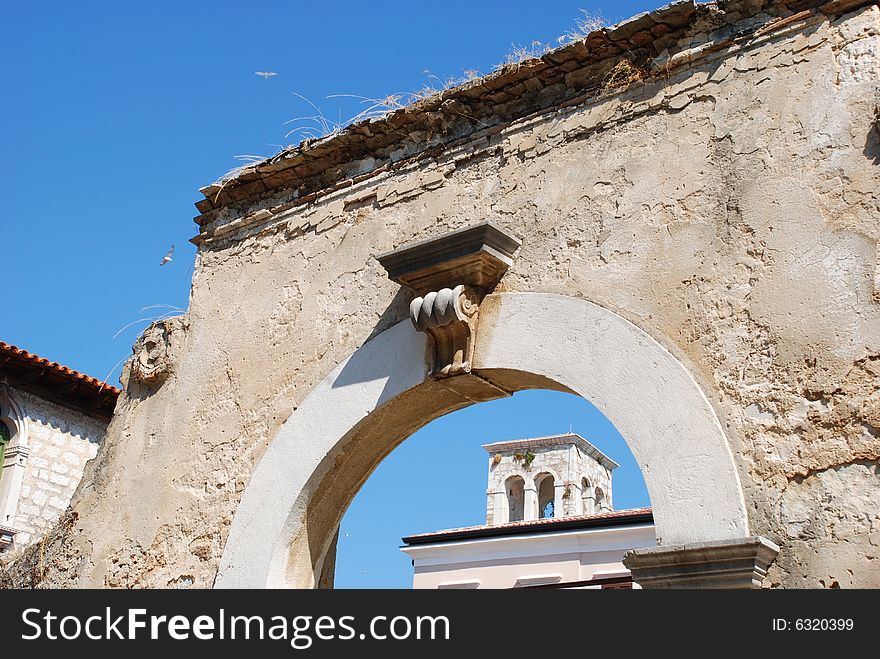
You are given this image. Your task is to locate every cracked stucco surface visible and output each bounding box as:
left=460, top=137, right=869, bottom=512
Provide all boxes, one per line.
left=3, top=4, right=878, bottom=588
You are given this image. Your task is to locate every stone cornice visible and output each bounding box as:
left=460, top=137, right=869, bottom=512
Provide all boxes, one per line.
left=482, top=433, right=621, bottom=471
left=377, top=222, right=521, bottom=296
left=623, top=536, right=781, bottom=588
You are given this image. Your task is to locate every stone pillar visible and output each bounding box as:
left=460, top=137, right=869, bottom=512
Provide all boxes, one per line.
left=582, top=493, right=595, bottom=515
left=623, top=536, right=780, bottom=589
left=523, top=484, right=538, bottom=521
left=554, top=482, right=566, bottom=518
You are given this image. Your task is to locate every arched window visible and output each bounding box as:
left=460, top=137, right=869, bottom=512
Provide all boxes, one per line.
left=595, top=486, right=608, bottom=512
left=0, top=420, right=10, bottom=479
left=505, top=476, right=525, bottom=523
left=537, top=473, right=555, bottom=519
left=581, top=477, right=594, bottom=515
left=0, top=396, right=27, bottom=531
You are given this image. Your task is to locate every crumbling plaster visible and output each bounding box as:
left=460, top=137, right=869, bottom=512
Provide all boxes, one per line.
left=4, top=2, right=878, bottom=588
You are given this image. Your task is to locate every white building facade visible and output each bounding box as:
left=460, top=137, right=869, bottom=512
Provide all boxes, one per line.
left=402, top=433, right=655, bottom=589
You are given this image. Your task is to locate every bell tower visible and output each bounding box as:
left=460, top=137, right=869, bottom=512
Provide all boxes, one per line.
left=483, top=433, right=618, bottom=526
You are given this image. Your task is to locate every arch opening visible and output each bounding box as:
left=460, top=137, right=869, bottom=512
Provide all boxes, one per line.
left=505, top=475, right=525, bottom=523
left=595, top=487, right=609, bottom=514
left=581, top=477, right=594, bottom=515
left=536, top=473, right=555, bottom=520
left=334, top=387, right=648, bottom=586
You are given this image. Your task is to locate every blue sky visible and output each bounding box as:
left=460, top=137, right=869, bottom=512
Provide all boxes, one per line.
left=336, top=390, right=649, bottom=588
left=3, top=0, right=660, bottom=587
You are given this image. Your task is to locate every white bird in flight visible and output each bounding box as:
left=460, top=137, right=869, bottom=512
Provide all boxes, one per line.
left=255, top=71, right=278, bottom=79
left=159, top=245, right=174, bottom=266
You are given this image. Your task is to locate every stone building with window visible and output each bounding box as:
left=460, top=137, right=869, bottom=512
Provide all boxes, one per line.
left=0, top=342, right=118, bottom=553
left=401, top=434, right=656, bottom=589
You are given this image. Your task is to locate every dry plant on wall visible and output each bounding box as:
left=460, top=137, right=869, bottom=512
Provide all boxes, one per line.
left=282, top=68, right=484, bottom=147
left=292, top=8, right=609, bottom=138
left=513, top=451, right=536, bottom=470
left=282, top=91, right=346, bottom=143
left=558, top=9, right=607, bottom=44
left=218, top=9, right=612, bottom=182
left=498, top=40, right=552, bottom=69
left=500, top=9, right=609, bottom=68
left=601, top=57, right=649, bottom=93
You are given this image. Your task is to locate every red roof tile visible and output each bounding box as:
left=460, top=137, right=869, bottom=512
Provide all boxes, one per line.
left=0, top=341, right=120, bottom=419
left=403, top=507, right=653, bottom=545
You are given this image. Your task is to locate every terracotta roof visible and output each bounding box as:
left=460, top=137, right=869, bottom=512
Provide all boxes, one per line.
left=402, top=507, right=653, bottom=545
left=0, top=341, right=120, bottom=420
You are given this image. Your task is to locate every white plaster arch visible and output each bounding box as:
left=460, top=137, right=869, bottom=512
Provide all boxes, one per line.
left=217, top=292, right=749, bottom=588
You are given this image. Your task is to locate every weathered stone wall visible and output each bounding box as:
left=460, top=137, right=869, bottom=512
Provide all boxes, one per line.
left=5, top=1, right=878, bottom=588
left=4, top=387, right=104, bottom=549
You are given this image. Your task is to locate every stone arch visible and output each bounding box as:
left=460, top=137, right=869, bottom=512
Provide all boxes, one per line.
left=531, top=466, right=562, bottom=486
left=217, top=292, right=749, bottom=588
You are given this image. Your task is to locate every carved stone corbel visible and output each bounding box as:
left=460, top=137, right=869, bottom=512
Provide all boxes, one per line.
left=410, top=284, right=479, bottom=377
left=378, top=222, right=521, bottom=378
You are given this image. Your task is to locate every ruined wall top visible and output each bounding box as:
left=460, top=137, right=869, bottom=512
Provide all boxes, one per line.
left=191, top=0, right=874, bottom=243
